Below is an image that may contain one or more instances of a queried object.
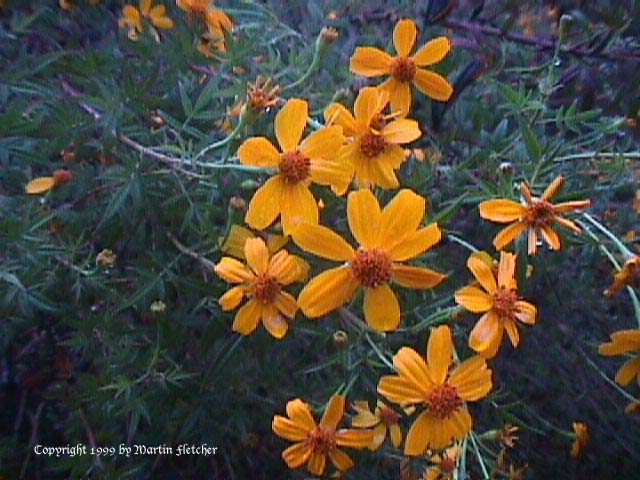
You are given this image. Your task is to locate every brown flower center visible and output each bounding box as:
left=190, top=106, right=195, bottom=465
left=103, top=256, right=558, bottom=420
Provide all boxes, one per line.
left=360, top=133, right=388, bottom=158
left=492, top=288, right=519, bottom=320
left=379, top=405, right=401, bottom=426
left=252, top=274, right=281, bottom=303
left=525, top=200, right=555, bottom=227
left=279, top=150, right=311, bottom=184
left=370, top=113, right=386, bottom=131
left=351, top=249, right=392, bottom=288
left=439, top=455, right=457, bottom=474
left=427, top=383, right=463, bottom=418
left=306, top=426, right=337, bottom=454
left=391, top=56, right=416, bottom=83
left=247, top=76, right=281, bottom=113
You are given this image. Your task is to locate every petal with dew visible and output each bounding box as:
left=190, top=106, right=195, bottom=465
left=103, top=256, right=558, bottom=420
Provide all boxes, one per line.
left=347, top=189, right=382, bottom=248
left=350, top=47, right=393, bottom=76
left=412, top=37, right=451, bottom=66
left=275, top=98, right=308, bottom=152
left=298, top=266, right=359, bottom=317
left=364, top=284, right=401, bottom=331
left=413, top=68, right=453, bottom=101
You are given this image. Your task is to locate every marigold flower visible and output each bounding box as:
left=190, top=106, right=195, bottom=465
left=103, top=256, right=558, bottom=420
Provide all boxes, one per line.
left=238, top=98, right=350, bottom=235
left=198, top=8, right=234, bottom=55
left=604, top=255, right=640, bottom=296
left=423, top=444, right=459, bottom=480
left=292, top=188, right=445, bottom=331
left=214, top=237, right=308, bottom=338
left=118, top=0, right=174, bottom=41
left=176, top=0, right=210, bottom=17
left=272, top=395, right=374, bottom=476
left=378, top=325, right=493, bottom=454
left=351, top=400, right=404, bottom=450
left=479, top=175, right=591, bottom=254
left=350, top=19, right=453, bottom=115
left=454, top=252, right=537, bottom=358
left=599, top=329, right=640, bottom=386
left=25, top=169, right=73, bottom=195
left=325, top=87, right=421, bottom=189
left=570, top=422, right=588, bottom=458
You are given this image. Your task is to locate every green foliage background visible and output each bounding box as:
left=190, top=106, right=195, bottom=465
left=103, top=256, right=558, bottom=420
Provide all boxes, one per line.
left=1, top=0, right=639, bottom=478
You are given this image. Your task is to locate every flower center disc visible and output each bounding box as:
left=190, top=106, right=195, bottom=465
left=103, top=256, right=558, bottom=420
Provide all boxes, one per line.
left=526, top=199, right=555, bottom=226
left=427, top=383, right=463, bottom=418
left=391, top=57, right=416, bottom=83
left=253, top=275, right=281, bottom=303
left=279, top=150, right=311, bottom=184
left=492, top=288, right=518, bottom=320
left=306, top=426, right=337, bottom=454
left=351, top=249, right=392, bottom=288
left=359, top=133, right=388, bottom=158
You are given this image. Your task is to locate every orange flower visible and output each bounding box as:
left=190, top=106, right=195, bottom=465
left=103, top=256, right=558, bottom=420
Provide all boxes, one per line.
left=325, top=87, right=421, bottom=189
left=599, top=329, right=640, bottom=386
left=351, top=400, right=405, bottom=450
left=238, top=98, right=350, bottom=235
left=479, top=175, right=591, bottom=254
left=198, top=8, right=234, bottom=55
left=272, top=395, right=374, bottom=476
left=454, top=252, right=537, bottom=358
left=604, top=255, right=640, bottom=296
left=218, top=225, right=289, bottom=261
left=118, top=0, right=174, bottom=41
left=378, top=325, right=493, bottom=454
left=350, top=19, right=453, bottom=115
left=292, top=188, right=445, bottom=331
left=213, top=237, right=308, bottom=338
left=25, top=169, right=73, bottom=194
left=423, top=444, right=459, bottom=480
left=570, top=422, right=588, bottom=458
left=176, top=0, right=211, bottom=17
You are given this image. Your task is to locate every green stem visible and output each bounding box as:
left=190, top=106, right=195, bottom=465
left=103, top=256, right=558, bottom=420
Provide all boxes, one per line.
left=469, top=431, right=490, bottom=479
left=581, top=213, right=635, bottom=259
left=193, top=116, right=247, bottom=162
left=283, top=48, right=321, bottom=91
left=554, top=151, right=640, bottom=163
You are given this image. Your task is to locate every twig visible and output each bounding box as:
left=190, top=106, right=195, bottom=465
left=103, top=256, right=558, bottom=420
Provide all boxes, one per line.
left=166, top=232, right=216, bottom=271
left=554, top=151, right=640, bottom=163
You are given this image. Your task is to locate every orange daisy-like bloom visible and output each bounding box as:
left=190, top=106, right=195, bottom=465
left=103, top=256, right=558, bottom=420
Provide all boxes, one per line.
left=599, top=329, right=640, bottom=386
left=378, top=325, right=493, bottom=454
left=454, top=251, right=537, bottom=358
left=176, top=0, right=210, bottom=17
left=118, top=0, right=174, bottom=41
left=198, top=8, right=234, bottom=55
left=213, top=237, right=308, bottom=339
left=292, top=188, right=445, bottom=331
left=325, top=87, right=421, bottom=189
left=272, top=395, right=374, bottom=476
left=350, top=19, right=453, bottom=115
left=479, top=175, right=591, bottom=255
left=570, top=422, right=588, bottom=458
left=238, top=98, right=350, bottom=235
left=604, top=255, right=640, bottom=296
left=351, top=400, right=406, bottom=450
left=25, top=170, right=73, bottom=195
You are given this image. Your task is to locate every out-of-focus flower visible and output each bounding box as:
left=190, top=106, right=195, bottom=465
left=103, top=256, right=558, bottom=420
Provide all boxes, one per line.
left=378, top=325, right=493, bottom=454
left=570, top=422, right=588, bottom=458
left=422, top=444, right=459, bottom=480
left=245, top=76, right=282, bottom=116
left=118, top=0, right=174, bottom=41
left=60, top=0, right=100, bottom=10
left=238, top=98, right=350, bottom=235
left=599, top=329, right=640, bottom=386
left=605, top=256, right=640, bottom=296
left=350, top=19, right=453, bottom=115
left=25, top=169, right=73, bottom=195
left=150, top=300, right=166, bottom=313
left=324, top=87, right=421, bottom=189
left=455, top=251, right=537, bottom=358
left=214, top=237, right=308, bottom=338
left=96, top=249, right=117, bottom=268
left=498, top=424, right=520, bottom=448
left=292, top=189, right=444, bottom=331
left=351, top=400, right=404, bottom=450
left=197, top=8, right=233, bottom=55
left=176, top=0, right=210, bottom=18
left=479, top=175, right=590, bottom=254
left=272, top=395, right=374, bottom=475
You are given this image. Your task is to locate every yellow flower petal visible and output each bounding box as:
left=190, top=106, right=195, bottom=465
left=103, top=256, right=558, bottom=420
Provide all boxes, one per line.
left=404, top=410, right=432, bottom=456
left=274, top=291, right=298, bottom=319
left=291, top=224, right=354, bottom=261
left=449, top=355, right=492, bottom=401
left=493, top=221, right=527, bottom=250
left=297, top=266, right=358, bottom=317
left=388, top=224, right=441, bottom=261
left=328, top=448, right=354, bottom=471
left=382, top=118, right=421, bottom=144
left=541, top=224, right=561, bottom=250
left=367, top=150, right=402, bottom=188
left=412, top=37, right=451, bottom=66
left=350, top=47, right=393, bottom=76
left=378, top=374, right=427, bottom=405
left=379, top=77, right=411, bottom=117
left=275, top=98, right=308, bottom=152
left=282, top=441, right=313, bottom=469
left=149, top=6, right=174, bottom=29
left=454, top=285, right=493, bottom=313
left=286, top=398, right=316, bottom=431
left=479, top=199, right=526, bottom=222
left=268, top=250, right=307, bottom=285
left=299, top=125, right=344, bottom=159
left=369, top=423, right=387, bottom=450
left=393, top=19, right=417, bottom=57
left=25, top=176, right=56, bottom=194
left=347, top=189, right=382, bottom=248
left=469, top=311, right=501, bottom=356
left=351, top=402, right=379, bottom=428
left=616, top=357, right=640, bottom=386
left=280, top=183, right=319, bottom=236
left=504, top=319, right=519, bottom=347
left=363, top=284, right=400, bottom=331
left=380, top=189, right=426, bottom=244
left=307, top=450, right=326, bottom=475
left=413, top=68, right=453, bottom=101
left=237, top=137, right=281, bottom=166
left=244, top=237, right=269, bottom=275
left=324, top=103, right=359, bottom=136
left=321, top=394, right=345, bottom=429
left=354, top=86, right=387, bottom=127
left=389, top=423, right=402, bottom=448
left=262, top=304, right=288, bottom=339
left=139, top=0, right=151, bottom=15
left=245, top=175, right=283, bottom=230
left=232, top=299, right=262, bottom=335
left=392, top=265, right=446, bottom=289
left=219, top=286, right=245, bottom=311
left=427, top=325, right=452, bottom=384
left=515, top=301, right=537, bottom=325
left=392, top=347, right=432, bottom=396
left=272, top=416, right=309, bottom=442
left=599, top=330, right=640, bottom=356
left=214, top=257, right=255, bottom=283
left=542, top=175, right=564, bottom=200
left=497, top=251, right=517, bottom=290
left=309, top=158, right=353, bottom=195
left=553, top=200, right=591, bottom=212
left=335, top=428, right=375, bottom=448
left=467, top=254, right=498, bottom=293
